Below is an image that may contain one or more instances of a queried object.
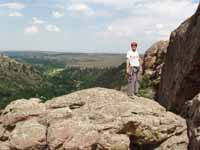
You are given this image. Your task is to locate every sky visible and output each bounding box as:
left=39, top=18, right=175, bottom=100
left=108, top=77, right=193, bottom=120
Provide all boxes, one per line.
left=0, top=0, right=199, bottom=54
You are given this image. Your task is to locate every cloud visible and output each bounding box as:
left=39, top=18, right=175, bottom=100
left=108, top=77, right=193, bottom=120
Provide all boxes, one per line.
left=46, top=24, right=61, bottom=32
left=25, top=17, right=61, bottom=34
left=1, top=0, right=199, bottom=52
left=67, top=3, right=90, bottom=12
left=69, top=0, right=136, bottom=9
left=0, top=2, right=25, bottom=18
left=52, top=11, right=65, bottom=18
left=96, top=0, right=198, bottom=39
left=8, top=12, right=23, bottom=17
left=71, top=0, right=199, bottom=10
left=93, top=0, right=199, bottom=53
left=0, top=2, right=26, bottom=10
left=24, top=25, right=39, bottom=34
left=32, top=17, right=45, bottom=25
left=24, top=17, right=45, bottom=35
left=67, top=3, right=94, bottom=16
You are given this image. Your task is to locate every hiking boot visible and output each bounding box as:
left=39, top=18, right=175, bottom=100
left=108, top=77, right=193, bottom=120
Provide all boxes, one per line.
left=128, top=95, right=136, bottom=99
left=135, top=93, right=140, bottom=97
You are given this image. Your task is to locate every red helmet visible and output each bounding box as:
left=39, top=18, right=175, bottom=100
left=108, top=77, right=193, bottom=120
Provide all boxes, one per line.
left=131, top=41, right=138, bottom=47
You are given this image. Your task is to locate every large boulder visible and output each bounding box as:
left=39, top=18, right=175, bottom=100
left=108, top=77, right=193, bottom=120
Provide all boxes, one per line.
left=142, top=40, right=169, bottom=97
left=182, top=93, right=200, bottom=150
left=0, top=98, right=47, bottom=150
left=157, top=4, right=200, bottom=113
left=0, top=87, right=188, bottom=150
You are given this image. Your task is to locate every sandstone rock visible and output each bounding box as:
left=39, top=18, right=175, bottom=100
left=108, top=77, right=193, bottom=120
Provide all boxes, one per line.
left=143, top=41, right=168, bottom=76
left=158, top=130, right=188, bottom=150
left=142, top=41, right=169, bottom=90
left=1, top=98, right=46, bottom=127
left=45, top=87, right=188, bottom=150
left=157, top=4, right=200, bottom=113
left=0, top=141, right=11, bottom=150
left=0, top=98, right=47, bottom=150
left=182, top=93, right=200, bottom=150
left=0, top=87, right=188, bottom=150
left=0, top=123, right=6, bottom=140
left=157, top=4, right=200, bottom=150
left=9, top=118, right=46, bottom=150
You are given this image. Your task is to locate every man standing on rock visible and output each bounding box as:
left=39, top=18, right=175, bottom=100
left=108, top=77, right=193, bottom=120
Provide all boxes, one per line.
left=126, top=41, right=141, bottom=98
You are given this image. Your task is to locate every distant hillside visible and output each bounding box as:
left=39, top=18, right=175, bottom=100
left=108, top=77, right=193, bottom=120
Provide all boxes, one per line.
left=0, top=54, right=128, bottom=109
left=0, top=55, right=43, bottom=84
left=0, top=51, right=125, bottom=68
left=0, top=55, right=49, bottom=108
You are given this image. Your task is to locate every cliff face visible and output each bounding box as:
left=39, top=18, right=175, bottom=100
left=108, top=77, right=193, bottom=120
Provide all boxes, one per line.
left=0, top=88, right=188, bottom=150
left=157, top=4, right=200, bottom=113
left=157, top=4, right=200, bottom=150
left=182, top=93, right=200, bottom=150
left=142, top=40, right=169, bottom=90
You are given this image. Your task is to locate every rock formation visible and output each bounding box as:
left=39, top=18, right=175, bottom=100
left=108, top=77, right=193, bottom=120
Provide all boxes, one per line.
left=182, top=93, right=200, bottom=150
left=142, top=40, right=169, bottom=90
left=0, top=87, right=188, bottom=150
left=157, top=4, right=200, bottom=113
left=157, top=4, right=200, bottom=150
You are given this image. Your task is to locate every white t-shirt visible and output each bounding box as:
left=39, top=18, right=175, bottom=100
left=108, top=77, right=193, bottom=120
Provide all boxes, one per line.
left=126, top=50, right=140, bottom=67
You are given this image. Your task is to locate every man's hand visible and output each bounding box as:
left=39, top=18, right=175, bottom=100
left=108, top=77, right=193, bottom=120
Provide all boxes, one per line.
left=126, top=68, right=130, bottom=74
left=125, top=69, right=130, bottom=79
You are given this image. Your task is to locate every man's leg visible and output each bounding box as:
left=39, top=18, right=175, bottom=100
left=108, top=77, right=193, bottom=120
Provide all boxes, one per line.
left=127, top=71, right=131, bottom=96
left=135, top=70, right=139, bottom=95
left=127, top=67, right=134, bottom=96
left=133, top=67, right=139, bottom=95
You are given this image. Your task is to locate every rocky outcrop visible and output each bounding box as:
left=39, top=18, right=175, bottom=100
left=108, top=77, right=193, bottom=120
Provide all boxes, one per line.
left=0, top=87, right=188, bottom=150
left=157, top=4, right=200, bottom=113
left=157, top=4, right=200, bottom=150
left=142, top=41, right=169, bottom=90
left=182, top=93, right=200, bottom=150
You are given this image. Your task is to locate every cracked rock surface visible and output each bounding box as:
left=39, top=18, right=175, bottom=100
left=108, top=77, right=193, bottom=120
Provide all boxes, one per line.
left=0, top=87, right=188, bottom=150
left=182, top=93, right=200, bottom=150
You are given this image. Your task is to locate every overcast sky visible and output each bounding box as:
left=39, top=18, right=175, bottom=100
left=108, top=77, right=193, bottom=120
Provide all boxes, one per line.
left=0, top=0, right=199, bottom=53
